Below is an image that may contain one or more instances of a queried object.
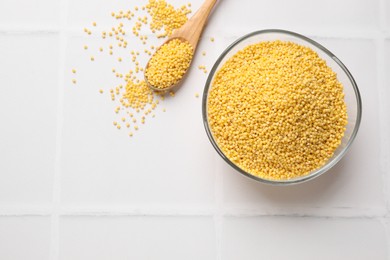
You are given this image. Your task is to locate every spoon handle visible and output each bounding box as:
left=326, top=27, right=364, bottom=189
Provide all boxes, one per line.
left=170, top=0, right=218, bottom=49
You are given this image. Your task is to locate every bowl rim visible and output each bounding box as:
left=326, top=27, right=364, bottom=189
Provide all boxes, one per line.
left=201, top=29, right=362, bottom=185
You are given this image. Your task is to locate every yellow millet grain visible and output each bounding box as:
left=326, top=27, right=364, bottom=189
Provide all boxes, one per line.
left=75, top=0, right=194, bottom=138
left=121, top=80, right=154, bottom=110
left=145, top=0, right=191, bottom=37
left=145, top=39, right=193, bottom=89
left=207, top=41, right=347, bottom=181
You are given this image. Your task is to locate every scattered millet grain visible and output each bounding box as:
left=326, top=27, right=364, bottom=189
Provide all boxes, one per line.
left=121, top=80, right=154, bottom=110
left=75, top=0, right=196, bottom=138
left=198, top=65, right=207, bottom=74
left=207, top=41, right=347, bottom=180
left=145, top=39, right=193, bottom=89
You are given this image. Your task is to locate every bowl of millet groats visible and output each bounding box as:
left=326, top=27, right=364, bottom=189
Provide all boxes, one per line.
left=202, top=29, right=362, bottom=185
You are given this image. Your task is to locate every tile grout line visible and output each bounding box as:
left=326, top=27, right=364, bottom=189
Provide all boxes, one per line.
left=49, top=0, right=68, bottom=258
left=379, top=0, right=387, bottom=34
left=377, top=1, right=390, bottom=258
left=214, top=155, right=223, bottom=260
left=0, top=28, right=389, bottom=39
left=379, top=218, right=390, bottom=260
left=0, top=205, right=387, bottom=218
left=377, top=37, right=390, bottom=214
left=378, top=0, right=390, bottom=214
left=58, top=206, right=215, bottom=216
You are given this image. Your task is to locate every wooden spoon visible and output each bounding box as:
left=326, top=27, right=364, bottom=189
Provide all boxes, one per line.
left=145, top=0, right=218, bottom=92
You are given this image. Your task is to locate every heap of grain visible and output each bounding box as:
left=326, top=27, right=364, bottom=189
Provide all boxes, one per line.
left=207, top=41, right=347, bottom=180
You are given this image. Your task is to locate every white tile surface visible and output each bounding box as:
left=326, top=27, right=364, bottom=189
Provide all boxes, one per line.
left=0, top=0, right=60, bottom=29
left=0, top=217, right=51, bottom=260
left=0, top=0, right=388, bottom=259
left=386, top=218, right=390, bottom=253
left=384, top=39, right=390, bottom=206
left=0, top=34, right=58, bottom=205
left=221, top=38, right=385, bottom=215
left=67, top=0, right=127, bottom=29
left=60, top=34, right=216, bottom=207
left=210, top=0, right=380, bottom=36
left=386, top=1, right=390, bottom=31
left=66, top=0, right=203, bottom=31
left=60, top=216, right=216, bottom=260
left=222, top=217, right=388, bottom=260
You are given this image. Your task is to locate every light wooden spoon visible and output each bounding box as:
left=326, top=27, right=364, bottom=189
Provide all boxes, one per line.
left=145, top=0, right=218, bottom=92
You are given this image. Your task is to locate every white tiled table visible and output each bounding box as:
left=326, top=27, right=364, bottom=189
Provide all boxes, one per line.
left=0, top=0, right=389, bottom=259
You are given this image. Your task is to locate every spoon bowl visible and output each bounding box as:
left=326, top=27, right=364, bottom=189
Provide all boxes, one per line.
left=144, top=0, right=217, bottom=91
left=144, top=37, right=193, bottom=92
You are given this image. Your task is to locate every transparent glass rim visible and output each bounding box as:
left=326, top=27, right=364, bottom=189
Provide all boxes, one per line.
left=202, top=29, right=362, bottom=185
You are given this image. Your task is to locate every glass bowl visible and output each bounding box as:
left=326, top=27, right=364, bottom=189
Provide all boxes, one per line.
left=202, top=29, right=362, bottom=185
